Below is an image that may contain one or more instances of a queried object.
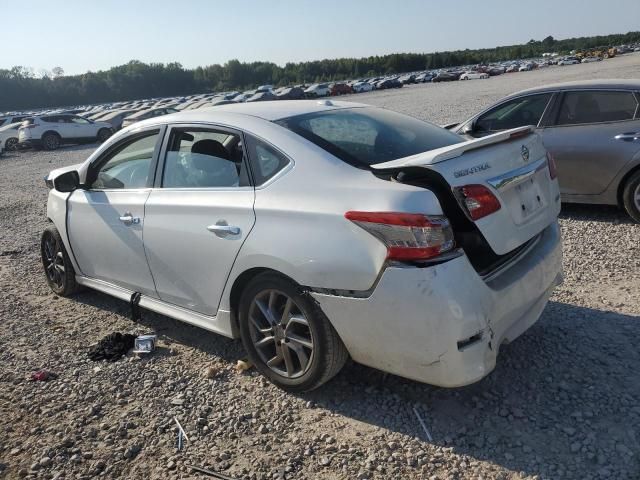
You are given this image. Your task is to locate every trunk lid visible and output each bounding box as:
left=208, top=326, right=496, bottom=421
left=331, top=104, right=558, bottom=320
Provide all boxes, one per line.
left=371, top=127, right=561, bottom=255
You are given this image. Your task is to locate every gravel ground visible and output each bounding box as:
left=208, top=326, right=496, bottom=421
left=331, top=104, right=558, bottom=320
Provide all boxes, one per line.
left=1, top=55, right=639, bottom=480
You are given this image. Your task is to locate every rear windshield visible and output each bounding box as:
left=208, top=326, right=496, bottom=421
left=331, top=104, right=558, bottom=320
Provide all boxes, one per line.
left=275, top=107, right=462, bottom=168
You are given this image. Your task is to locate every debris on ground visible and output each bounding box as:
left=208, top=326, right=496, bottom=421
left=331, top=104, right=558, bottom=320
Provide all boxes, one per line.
left=185, top=464, right=240, bottom=480
left=132, top=334, right=157, bottom=354
left=174, top=417, right=189, bottom=451
left=87, top=332, right=136, bottom=362
left=235, top=359, right=252, bottom=372
left=30, top=370, right=57, bottom=382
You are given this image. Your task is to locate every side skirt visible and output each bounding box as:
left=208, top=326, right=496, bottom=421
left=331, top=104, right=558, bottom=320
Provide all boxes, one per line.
left=75, top=276, right=236, bottom=338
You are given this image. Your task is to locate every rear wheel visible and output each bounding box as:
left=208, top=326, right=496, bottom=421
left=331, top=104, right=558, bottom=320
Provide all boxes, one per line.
left=42, top=132, right=60, bottom=151
left=41, top=225, right=79, bottom=296
left=622, top=170, right=640, bottom=223
left=97, top=128, right=112, bottom=143
left=238, top=272, right=348, bottom=392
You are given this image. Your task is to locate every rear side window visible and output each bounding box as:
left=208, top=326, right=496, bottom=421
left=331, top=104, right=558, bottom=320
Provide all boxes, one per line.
left=162, top=128, right=250, bottom=188
left=276, top=108, right=462, bottom=168
left=475, top=93, right=553, bottom=132
left=245, top=135, right=290, bottom=185
left=556, top=91, right=638, bottom=126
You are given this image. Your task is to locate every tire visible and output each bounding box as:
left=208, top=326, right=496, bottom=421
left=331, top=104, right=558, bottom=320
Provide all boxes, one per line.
left=5, top=137, right=18, bottom=151
left=622, top=170, right=640, bottom=223
left=238, top=272, right=348, bottom=392
left=41, top=225, right=79, bottom=296
left=42, top=132, right=60, bottom=151
left=97, top=128, right=112, bottom=143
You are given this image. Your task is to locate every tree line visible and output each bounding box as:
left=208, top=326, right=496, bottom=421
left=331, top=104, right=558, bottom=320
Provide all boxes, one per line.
left=2, top=31, right=639, bottom=111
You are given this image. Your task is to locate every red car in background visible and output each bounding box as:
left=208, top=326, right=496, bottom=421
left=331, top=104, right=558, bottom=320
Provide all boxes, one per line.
left=330, top=83, right=353, bottom=95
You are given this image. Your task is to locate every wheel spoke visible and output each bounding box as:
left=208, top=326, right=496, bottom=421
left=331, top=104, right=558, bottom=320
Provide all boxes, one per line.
left=286, top=340, right=309, bottom=372
left=281, top=343, right=295, bottom=377
left=286, top=333, right=313, bottom=349
left=250, top=314, right=272, bottom=334
left=266, top=344, right=284, bottom=367
left=255, top=298, right=277, bottom=326
left=254, top=336, right=275, bottom=349
left=280, top=298, right=293, bottom=324
left=287, top=315, right=309, bottom=328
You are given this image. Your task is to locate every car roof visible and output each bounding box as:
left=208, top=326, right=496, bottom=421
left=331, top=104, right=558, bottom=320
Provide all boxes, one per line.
left=508, top=79, right=640, bottom=98
left=154, top=100, right=368, bottom=122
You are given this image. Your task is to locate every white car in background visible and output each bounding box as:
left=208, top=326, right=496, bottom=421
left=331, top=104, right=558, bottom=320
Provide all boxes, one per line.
left=304, top=83, right=330, bottom=97
left=459, top=71, right=489, bottom=80
left=42, top=101, right=562, bottom=391
left=581, top=56, right=602, bottom=63
left=0, top=122, right=22, bottom=152
left=352, top=81, right=373, bottom=93
left=19, top=114, right=113, bottom=150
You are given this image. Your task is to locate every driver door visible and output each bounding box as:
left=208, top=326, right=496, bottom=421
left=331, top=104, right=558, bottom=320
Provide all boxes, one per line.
left=66, top=127, right=164, bottom=295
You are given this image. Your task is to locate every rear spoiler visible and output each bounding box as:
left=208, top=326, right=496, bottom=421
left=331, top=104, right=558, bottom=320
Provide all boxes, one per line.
left=371, top=125, right=534, bottom=170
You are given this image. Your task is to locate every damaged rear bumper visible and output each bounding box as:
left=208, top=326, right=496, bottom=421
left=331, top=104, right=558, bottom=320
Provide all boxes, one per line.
left=311, top=221, right=562, bottom=387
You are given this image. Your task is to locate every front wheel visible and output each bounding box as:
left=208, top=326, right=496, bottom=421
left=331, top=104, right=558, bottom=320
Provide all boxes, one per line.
left=622, top=171, right=640, bottom=223
left=41, top=225, right=79, bottom=296
left=238, top=273, right=348, bottom=392
left=5, top=137, right=18, bottom=151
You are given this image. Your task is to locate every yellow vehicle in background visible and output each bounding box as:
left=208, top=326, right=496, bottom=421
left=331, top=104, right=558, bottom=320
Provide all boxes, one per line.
left=575, top=47, right=617, bottom=60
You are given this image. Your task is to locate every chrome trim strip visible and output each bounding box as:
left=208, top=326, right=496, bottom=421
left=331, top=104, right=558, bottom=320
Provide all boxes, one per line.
left=487, top=157, right=547, bottom=191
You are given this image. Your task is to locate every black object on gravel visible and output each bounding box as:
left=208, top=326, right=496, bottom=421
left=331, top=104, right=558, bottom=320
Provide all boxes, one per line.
left=88, top=332, right=136, bottom=362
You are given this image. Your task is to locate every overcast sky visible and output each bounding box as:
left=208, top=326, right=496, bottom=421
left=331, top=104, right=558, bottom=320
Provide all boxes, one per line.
left=3, top=0, right=640, bottom=75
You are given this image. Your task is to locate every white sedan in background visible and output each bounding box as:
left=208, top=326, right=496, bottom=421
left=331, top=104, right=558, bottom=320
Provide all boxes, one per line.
left=42, top=101, right=562, bottom=391
left=459, top=71, right=489, bottom=80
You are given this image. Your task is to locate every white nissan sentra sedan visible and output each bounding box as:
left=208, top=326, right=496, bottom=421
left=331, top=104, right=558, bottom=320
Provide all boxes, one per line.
left=42, top=100, right=562, bottom=391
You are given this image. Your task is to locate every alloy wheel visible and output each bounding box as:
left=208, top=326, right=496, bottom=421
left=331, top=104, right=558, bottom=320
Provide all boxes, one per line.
left=248, top=289, right=314, bottom=379
left=43, top=233, right=65, bottom=289
left=5, top=138, right=18, bottom=151
left=44, top=135, right=59, bottom=150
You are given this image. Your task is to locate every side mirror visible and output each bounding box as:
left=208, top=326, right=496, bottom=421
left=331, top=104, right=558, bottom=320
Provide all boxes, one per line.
left=462, top=123, right=475, bottom=135
left=53, top=170, right=80, bottom=192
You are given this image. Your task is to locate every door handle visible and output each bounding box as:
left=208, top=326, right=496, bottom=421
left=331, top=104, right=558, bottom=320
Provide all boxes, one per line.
left=119, top=212, right=140, bottom=225
left=207, top=221, right=241, bottom=237
left=614, top=132, right=640, bottom=142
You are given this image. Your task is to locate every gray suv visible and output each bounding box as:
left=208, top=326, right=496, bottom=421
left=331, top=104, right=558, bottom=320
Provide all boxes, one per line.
left=452, top=80, right=640, bottom=222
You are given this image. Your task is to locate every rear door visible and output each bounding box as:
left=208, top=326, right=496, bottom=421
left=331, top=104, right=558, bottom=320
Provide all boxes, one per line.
left=142, top=124, right=256, bottom=316
left=538, top=89, right=640, bottom=196
left=67, top=127, right=163, bottom=295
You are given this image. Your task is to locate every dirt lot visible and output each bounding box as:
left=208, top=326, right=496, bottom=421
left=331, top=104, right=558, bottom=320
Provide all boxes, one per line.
left=1, top=55, right=639, bottom=480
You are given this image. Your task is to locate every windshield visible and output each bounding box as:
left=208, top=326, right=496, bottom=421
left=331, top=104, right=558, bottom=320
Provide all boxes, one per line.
left=275, top=107, right=463, bottom=168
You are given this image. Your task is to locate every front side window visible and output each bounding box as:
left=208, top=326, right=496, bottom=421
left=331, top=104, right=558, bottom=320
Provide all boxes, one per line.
left=245, top=135, right=290, bottom=185
left=91, top=131, right=159, bottom=189
left=276, top=107, right=462, bottom=167
left=475, top=93, right=553, bottom=133
left=555, top=90, right=638, bottom=126
left=162, top=128, right=250, bottom=188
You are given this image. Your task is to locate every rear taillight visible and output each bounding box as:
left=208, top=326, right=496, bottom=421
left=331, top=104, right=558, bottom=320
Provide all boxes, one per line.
left=457, top=185, right=501, bottom=220
left=546, top=152, right=557, bottom=179
left=344, top=211, right=454, bottom=261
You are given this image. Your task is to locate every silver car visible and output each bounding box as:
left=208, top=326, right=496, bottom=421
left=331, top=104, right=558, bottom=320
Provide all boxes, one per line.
left=452, top=80, right=640, bottom=222
left=42, top=101, right=562, bottom=391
